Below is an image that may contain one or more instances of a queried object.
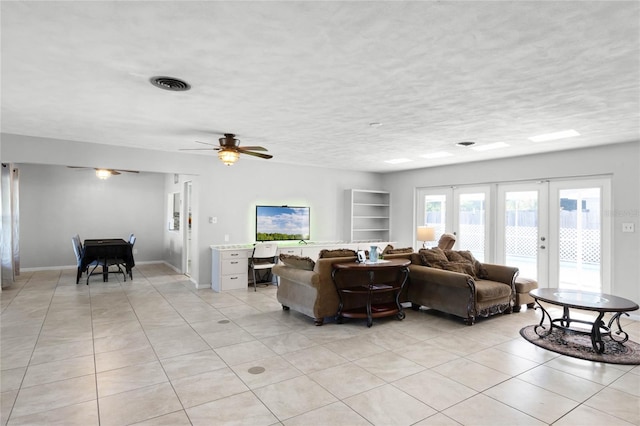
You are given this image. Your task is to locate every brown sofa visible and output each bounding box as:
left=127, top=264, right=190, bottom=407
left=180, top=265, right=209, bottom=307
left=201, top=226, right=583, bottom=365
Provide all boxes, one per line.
left=385, top=250, right=519, bottom=325
left=272, top=252, right=355, bottom=326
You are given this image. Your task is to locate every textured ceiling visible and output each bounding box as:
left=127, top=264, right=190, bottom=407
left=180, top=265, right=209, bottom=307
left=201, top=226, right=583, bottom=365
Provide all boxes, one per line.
left=1, top=1, right=639, bottom=172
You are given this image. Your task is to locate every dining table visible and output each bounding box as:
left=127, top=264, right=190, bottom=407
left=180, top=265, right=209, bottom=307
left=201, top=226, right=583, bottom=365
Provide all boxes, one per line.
left=82, top=239, right=135, bottom=282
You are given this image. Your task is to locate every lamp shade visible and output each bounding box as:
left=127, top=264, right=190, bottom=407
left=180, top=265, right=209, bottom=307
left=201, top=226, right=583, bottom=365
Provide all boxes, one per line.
left=417, top=226, right=436, bottom=242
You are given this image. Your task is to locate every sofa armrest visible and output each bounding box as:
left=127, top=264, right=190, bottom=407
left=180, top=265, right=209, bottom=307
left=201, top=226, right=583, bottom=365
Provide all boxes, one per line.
left=482, top=263, right=519, bottom=286
left=272, top=264, right=320, bottom=289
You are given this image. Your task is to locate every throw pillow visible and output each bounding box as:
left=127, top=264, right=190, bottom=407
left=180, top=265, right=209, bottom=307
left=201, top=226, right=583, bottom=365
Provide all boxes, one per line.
left=318, top=249, right=357, bottom=259
left=419, top=254, right=444, bottom=269
left=279, top=254, right=315, bottom=271
left=444, top=250, right=489, bottom=279
left=418, top=247, right=448, bottom=267
left=440, top=261, right=475, bottom=276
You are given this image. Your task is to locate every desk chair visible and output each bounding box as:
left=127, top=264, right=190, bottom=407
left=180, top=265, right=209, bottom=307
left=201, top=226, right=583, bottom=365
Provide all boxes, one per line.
left=72, top=236, right=104, bottom=285
left=249, top=242, right=278, bottom=291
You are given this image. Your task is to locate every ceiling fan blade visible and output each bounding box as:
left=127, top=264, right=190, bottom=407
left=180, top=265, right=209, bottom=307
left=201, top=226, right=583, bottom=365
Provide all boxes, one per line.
left=238, top=146, right=268, bottom=152
left=240, top=151, right=273, bottom=159
left=118, top=170, right=139, bottom=174
left=67, top=166, right=91, bottom=170
left=110, top=170, right=121, bottom=175
left=179, top=148, right=221, bottom=151
left=194, top=140, right=218, bottom=147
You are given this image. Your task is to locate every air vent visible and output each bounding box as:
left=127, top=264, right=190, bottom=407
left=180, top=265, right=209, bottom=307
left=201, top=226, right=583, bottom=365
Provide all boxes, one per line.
left=456, top=141, right=476, bottom=147
left=149, top=76, right=191, bottom=91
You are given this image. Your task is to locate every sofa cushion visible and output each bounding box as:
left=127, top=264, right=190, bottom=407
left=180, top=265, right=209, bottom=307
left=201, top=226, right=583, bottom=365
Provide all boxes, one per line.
left=475, top=280, right=512, bottom=302
left=279, top=254, right=315, bottom=271
left=444, top=250, right=489, bottom=279
left=318, top=249, right=357, bottom=259
left=418, top=247, right=448, bottom=267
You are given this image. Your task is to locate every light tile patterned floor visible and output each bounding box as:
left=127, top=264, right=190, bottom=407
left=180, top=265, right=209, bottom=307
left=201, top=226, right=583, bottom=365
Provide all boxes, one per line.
left=1, top=264, right=639, bottom=425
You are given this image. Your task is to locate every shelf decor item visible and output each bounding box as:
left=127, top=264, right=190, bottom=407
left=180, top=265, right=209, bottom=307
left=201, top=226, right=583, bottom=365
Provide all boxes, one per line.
left=370, top=245, right=379, bottom=262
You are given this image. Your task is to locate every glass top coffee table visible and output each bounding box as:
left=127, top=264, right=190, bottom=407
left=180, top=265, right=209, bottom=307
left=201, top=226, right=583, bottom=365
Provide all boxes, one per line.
left=529, top=288, right=639, bottom=354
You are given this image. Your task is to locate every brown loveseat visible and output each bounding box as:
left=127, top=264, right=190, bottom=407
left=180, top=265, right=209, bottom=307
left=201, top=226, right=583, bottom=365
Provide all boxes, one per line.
left=386, top=248, right=519, bottom=325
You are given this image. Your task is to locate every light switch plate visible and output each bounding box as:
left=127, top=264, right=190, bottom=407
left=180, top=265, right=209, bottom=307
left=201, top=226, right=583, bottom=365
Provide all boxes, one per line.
left=622, top=223, right=635, bottom=232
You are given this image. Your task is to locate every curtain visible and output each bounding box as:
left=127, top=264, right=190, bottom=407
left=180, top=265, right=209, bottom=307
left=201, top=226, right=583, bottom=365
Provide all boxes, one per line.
left=1, top=163, right=19, bottom=288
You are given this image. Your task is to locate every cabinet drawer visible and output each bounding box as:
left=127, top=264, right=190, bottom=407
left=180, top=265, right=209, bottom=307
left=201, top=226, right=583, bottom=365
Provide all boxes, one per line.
left=221, top=273, right=248, bottom=290
left=223, top=258, right=247, bottom=274
left=222, top=250, right=248, bottom=260
left=278, top=248, right=302, bottom=256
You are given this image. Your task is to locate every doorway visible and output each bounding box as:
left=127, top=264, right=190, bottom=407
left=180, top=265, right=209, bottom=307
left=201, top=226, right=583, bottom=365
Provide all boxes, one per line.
left=183, top=181, right=193, bottom=277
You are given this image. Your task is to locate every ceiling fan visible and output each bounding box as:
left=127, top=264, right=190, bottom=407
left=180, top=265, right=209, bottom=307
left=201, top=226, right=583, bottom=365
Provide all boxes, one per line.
left=180, top=133, right=273, bottom=166
left=67, top=166, right=139, bottom=179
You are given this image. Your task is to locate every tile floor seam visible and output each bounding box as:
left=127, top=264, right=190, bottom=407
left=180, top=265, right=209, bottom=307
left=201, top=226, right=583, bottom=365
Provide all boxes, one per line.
left=6, top=270, right=62, bottom=423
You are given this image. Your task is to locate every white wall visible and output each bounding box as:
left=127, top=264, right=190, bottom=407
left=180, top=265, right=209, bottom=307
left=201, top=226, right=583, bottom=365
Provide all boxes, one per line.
left=17, top=163, right=165, bottom=268
left=2, top=133, right=384, bottom=287
left=382, top=141, right=640, bottom=303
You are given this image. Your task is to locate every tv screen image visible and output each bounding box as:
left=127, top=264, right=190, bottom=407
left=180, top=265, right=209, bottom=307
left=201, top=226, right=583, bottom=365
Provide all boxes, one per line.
left=256, top=206, right=310, bottom=242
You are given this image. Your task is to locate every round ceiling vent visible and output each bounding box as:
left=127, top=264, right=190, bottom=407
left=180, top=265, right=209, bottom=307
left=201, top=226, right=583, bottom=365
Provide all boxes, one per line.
left=149, top=76, right=191, bottom=91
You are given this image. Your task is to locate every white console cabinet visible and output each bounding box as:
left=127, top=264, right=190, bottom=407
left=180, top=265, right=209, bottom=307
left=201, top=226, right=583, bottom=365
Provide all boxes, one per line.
left=211, top=247, right=249, bottom=292
left=210, top=241, right=395, bottom=292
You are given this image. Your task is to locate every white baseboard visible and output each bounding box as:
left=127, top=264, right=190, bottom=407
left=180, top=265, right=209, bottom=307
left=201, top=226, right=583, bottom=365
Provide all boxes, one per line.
left=21, top=260, right=166, bottom=272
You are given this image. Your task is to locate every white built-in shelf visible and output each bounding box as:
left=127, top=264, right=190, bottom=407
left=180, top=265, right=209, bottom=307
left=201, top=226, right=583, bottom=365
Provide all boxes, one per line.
left=345, top=189, right=391, bottom=242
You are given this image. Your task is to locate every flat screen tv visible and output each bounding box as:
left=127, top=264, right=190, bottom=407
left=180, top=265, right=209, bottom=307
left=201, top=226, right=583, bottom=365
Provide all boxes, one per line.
left=256, top=205, right=310, bottom=242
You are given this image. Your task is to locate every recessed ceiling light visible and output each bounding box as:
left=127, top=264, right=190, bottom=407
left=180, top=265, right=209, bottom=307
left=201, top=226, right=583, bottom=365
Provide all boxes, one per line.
left=149, top=76, right=191, bottom=91
left=528, top=129, right=580, bottom=142
left=384, top=158, right=412, bottom=164
left=471, top=142, right=510, bottom=151
left=420, top=151, right=453, bottom=159
left=456, top=141, right=476, bottom=147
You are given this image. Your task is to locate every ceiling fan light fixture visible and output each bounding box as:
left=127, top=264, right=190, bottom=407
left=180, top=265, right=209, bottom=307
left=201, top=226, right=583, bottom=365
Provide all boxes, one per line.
left=95, top=169, right=111, bottom=179
left=218, top=149, right=240, bottom=166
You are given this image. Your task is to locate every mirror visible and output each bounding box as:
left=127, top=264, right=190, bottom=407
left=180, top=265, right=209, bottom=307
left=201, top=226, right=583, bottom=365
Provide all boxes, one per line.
left=169, top=192, right=180, bottom=231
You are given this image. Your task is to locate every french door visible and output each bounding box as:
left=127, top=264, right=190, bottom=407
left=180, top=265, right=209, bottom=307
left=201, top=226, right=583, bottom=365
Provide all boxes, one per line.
left=496, top=182, right=548, bottom=282
left=419, top=176, right=611, bottom=292
left=416, top=186, right=490, bottom=261
left=548, top=179, right=611, bottom=293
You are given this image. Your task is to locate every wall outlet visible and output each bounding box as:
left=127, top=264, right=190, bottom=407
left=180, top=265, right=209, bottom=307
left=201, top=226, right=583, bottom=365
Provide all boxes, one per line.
left=224, top=234, right=230, bottom=242
left=212, top=217, right=217, bottom=224
left=622, top=223, right=635, bottom=233
left=133, top=248, right=138, bottom=255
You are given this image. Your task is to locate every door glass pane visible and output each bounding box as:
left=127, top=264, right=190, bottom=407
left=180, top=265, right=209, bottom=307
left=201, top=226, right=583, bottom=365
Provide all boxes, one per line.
left=505, top=191, right=538, bottom=279
left=423, top=195, right=446, bottom=247
left=558, top=187, right=601, bottom=291
left=458, top=193, right=485, bottom=261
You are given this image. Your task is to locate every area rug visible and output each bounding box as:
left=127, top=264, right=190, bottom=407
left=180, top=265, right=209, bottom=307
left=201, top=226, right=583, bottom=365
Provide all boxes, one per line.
left=520, top=325, right=640, bottom=365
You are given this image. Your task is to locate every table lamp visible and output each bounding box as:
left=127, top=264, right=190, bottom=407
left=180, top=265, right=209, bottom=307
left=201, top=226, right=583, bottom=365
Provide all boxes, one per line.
left=417, top=226, right=436, bottom=249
